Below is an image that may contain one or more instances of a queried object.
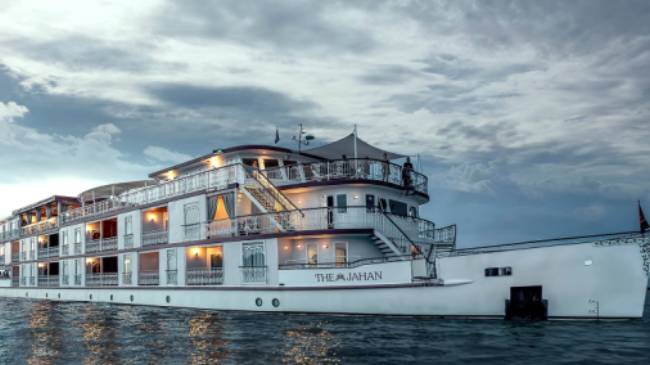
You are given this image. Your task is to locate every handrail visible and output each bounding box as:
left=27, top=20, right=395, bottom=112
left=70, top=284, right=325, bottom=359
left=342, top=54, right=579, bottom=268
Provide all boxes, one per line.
left=279, top=254, right=414, bottom=270
left=381, top=211, right=423, bottom=257
left=263, top=158, right=428, bottom=195
left=243, top=166, right=304, bottom=217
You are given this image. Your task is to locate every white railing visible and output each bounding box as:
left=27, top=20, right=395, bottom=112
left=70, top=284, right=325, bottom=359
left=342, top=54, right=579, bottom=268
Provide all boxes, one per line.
left=124, top=234, right=134, bottom=249
left=122, top=271, right=133, bottom=285
left=86, top=273, right=118, bottom=286
left=38, top=246, right=60, bottom=258
left=38, top=275, right=59, bottom=287
left=142, top=230, right=168, bottom=246
left=138, top=270, right=160, bottom=286
left=73, top=242, right=82, bottom=255
left=22, top=219, right=58, bottom=236
left=263, top=158, right=429, bottom=195
left=186, top=268, right=224, bottom=285
left=166, top=270, right=178, bottom=285
left=240, top=266, right=267, bottom=283
left=60, top=164, right=245, bottom=224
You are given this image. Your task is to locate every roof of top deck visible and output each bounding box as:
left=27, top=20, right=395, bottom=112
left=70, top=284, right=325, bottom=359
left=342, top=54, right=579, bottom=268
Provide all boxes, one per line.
left=147, top=135, right=407, bottom=178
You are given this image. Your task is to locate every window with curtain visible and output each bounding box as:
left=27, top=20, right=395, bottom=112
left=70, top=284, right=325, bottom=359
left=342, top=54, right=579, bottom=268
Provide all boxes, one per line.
left=124, top=216, right=133, bottom=235
left=242, top=242, right=265, bottom=267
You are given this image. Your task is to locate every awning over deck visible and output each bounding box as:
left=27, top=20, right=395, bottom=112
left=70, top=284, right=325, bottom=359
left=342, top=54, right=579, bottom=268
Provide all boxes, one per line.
left=304, top=133, right=405, bottom=161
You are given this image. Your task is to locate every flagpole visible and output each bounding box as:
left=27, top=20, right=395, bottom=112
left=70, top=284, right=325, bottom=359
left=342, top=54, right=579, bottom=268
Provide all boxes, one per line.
left=353, top=124, right=358, bottom=176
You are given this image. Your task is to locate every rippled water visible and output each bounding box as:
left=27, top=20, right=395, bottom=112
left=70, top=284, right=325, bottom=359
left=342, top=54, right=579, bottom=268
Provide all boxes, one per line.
left=1, top=294, right=649, bottom=365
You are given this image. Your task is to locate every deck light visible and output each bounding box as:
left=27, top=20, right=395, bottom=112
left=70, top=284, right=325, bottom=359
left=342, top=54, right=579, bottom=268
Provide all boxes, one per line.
left=192, top=247, right=200, bottom=257
left=38, top=262, right=45, bottom=268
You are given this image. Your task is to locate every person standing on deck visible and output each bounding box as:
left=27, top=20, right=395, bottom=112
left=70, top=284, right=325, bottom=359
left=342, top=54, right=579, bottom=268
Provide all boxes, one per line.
left=402, top=157, right=414, bottom=194
left=382, top=153, right=390, bottom=182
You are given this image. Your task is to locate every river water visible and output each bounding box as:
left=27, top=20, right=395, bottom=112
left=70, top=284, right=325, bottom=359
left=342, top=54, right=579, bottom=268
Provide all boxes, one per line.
left=0, top=294, right=649, bottom=364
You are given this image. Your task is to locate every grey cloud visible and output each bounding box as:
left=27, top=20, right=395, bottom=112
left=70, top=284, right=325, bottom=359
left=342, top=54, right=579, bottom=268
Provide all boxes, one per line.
left=359, top=65, right=422, bottom=85
left=154, top=0, right=376, bottom=53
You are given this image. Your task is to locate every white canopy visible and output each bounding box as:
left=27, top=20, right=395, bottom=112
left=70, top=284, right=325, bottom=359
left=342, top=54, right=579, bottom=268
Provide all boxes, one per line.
left=304, top=133, right=406, bottom=161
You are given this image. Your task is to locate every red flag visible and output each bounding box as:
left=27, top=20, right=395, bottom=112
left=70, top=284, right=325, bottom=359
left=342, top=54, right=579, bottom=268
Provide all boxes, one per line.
left=640, top=201, right=649, bottom=233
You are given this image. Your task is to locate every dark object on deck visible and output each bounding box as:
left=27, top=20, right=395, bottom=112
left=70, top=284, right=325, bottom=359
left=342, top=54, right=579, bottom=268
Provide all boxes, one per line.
left=505, top=285, right=548, bottom=320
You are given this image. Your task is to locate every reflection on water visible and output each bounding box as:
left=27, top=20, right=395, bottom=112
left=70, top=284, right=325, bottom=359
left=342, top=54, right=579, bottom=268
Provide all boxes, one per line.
left=282, top=322, right=341, bottom=365
left=0, top=295, right=648, bottom=364
left=28, top=301, right=63, bottom=365
left=188, top=311, right=228, bottom=364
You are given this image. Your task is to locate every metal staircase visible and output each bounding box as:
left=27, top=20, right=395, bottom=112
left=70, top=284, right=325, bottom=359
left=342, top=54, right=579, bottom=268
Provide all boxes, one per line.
left=241, top=166, right=303, bottom=232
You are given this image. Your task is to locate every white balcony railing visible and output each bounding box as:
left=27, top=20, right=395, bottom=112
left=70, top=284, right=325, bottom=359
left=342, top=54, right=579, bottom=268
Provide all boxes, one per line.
left=186, top=268, right=223, bottom=285
left=241, top=266, right=267, bottom=283
left=60, top=164, right=244, bottom=224
left=142, top=230, right=168, bottom=246
left=138, top=270, right=160, bottom=286
left=86, top=273, right=118, bottom=286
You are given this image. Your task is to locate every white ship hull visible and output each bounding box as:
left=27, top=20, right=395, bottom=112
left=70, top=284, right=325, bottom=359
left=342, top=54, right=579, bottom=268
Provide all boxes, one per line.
left=2, top=240, right=647, bottom=319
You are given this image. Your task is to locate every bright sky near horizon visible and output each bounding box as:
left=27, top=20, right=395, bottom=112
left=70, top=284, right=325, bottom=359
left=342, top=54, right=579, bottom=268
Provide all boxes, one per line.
left=1, top=0, right=649, bottom=246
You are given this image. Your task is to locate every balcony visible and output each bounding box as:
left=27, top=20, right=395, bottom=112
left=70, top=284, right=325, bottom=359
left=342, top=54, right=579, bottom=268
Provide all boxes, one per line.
left=0, top=229, right=20, bottom=241
left=85, top=273, right=118, bottom=286
left=11, top=253, right=19, bottom=262
left=205, top=206, right=452, bottom=247
left=38, top=275, right=59, bottom=287
left=85, top=237, right=118, bottom=253
left=138, top=270, right=160, bottom=286
left=142, top=230, right=168, bottom=246
left=240, top=266, right=267, bottom=284
left=263, top=158, right=429, bottom=196
left=166, top=270, right=178, bottom=285
left=74, top=274, right=82, bottom=285
left=124, top=234, right=134, bottom=249
left=0, top=255, right=4, bottom=263
left=60, top=164, right=243, bottom=224
left=21, top=219, right=58, bottom=237
left=29, top=276, right=35, bottom=285
left=11, top=276, right=19, bottom=287
left=122, top=271, right=133, bottom=285
left=20, top=252, right=26, bottom=261
left=37, top=246, right=59, bottom=259
left=62, top=275, right=69, bottom=285
left=186, top=268, right=223, bottom=286
left=61, top=244, right=70, bottom=256
left=73, top=242, right=82, bottom=255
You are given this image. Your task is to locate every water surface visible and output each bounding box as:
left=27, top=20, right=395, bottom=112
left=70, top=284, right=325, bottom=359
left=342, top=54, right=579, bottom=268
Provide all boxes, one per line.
left=0, top=294, right=649, bottom=364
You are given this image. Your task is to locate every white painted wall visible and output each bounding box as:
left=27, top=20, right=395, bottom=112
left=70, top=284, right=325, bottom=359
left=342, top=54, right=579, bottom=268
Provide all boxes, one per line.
left=117, top=209, right=142, bottom=249
left=169, top=195, right=207, bottom=244
left=278, top=260, right=411, bottom=286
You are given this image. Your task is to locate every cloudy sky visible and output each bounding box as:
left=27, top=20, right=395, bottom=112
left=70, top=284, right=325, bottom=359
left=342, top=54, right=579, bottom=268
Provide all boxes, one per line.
left=1, top=0, right=649, bottom=246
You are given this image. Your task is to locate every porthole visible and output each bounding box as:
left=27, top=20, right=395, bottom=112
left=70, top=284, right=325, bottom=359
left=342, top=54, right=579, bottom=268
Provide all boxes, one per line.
left=110, top=294, right=114, bottom=301
left=89, top=294, right=93, bottom=300
left=166, top=295, right=171, bottom=304
left=57, top=293, right=61, bottom=299
left=45, top=293, right=48, bottom=298
left=25, top=292, right=28, bottom=297
left=130, top=294, right=134, bottom=302
left=272, top=298, right=280, bottom=308
left=255, top=297, right=263, bottom=307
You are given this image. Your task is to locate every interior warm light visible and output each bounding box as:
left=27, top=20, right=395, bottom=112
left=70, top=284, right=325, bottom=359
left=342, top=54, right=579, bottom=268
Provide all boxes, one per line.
left=296, top=243, right=303, bottom=249
left=38, top=262, right=45, bottom=268
left=86, top=258, right=95, bottom=264
left=192, top=247, right=200, bottom=257
left=146, top=212, right=158, bottom=223
left=322, top=244, right=329, bottom=249
left=165, top=170, right=177, bottom=180
left=283, top=245, right=289, bottom=250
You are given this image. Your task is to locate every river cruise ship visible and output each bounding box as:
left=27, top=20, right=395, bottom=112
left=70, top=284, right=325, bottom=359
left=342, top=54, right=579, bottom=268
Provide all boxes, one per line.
left=1, top=133, right=648, bottom=319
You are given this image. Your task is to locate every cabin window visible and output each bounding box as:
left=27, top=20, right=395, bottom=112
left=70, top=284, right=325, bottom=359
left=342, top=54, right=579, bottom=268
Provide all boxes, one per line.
left=337, top=194, right=347, bottom=213
left=124, top=216, right=133, bottom=235
left=378, top=198, right=387, bottom=212
left=335, top=242, right=348, bottom=267
left=365, top=195, right=375, bottom=212
left=62, top=231, right=69, bottom=245
left=242, top=242, right=265, bottom=267
left=409, top=206, right=418, bottom=218
left=74, top=228, right=81, bottom=243
left=263, top=159, right=279, bottom=169
left=485, top=267, right=512, bottom=277
left=242, top=158, right=258, bottom=168
left=389, top=200, right=408, bottom=217
left=307, top=243, right=318, bottom=265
